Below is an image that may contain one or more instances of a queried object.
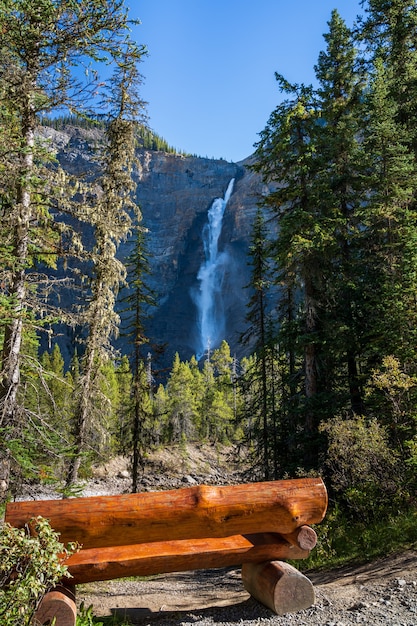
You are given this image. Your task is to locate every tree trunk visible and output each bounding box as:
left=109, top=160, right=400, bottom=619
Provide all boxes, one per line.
left=0, top=92, right=35, bottom=498
left=65, top=346, right=96, bottom=490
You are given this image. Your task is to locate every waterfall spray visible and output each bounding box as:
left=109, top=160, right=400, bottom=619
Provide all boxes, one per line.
left=193, top=178, right=235, bottom=360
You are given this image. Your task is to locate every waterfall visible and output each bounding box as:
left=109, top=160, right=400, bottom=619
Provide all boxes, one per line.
left=193, top=178, right=235, bottom=360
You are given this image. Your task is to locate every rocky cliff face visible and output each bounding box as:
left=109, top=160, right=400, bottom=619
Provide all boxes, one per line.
left=40, top=126, right=274, bottom=371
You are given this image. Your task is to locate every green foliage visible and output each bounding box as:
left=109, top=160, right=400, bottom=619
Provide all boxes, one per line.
left=135, top=124, right=187, bottom=155
left=248, top=2, right=417, bottom=483
left=161, top=345, right=238, bottom=445
left=76, top=601, right=132, bottom=625
left=305, top=505, right=417, bottom=571
left=0, top=0, right=149, bottom=498
left=77, top=603, right=101, bottom=626
left=0, top=517, right=76, bottom=626
left=1, top=3, right=417, bottom=552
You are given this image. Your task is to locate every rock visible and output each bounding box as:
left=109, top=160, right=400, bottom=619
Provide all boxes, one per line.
left=39, top=125, right=277, bottom=373
left=182, top=475, right=197, bottom=485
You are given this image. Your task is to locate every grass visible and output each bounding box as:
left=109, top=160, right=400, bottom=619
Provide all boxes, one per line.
left=76, top=602, right=133, bottom=625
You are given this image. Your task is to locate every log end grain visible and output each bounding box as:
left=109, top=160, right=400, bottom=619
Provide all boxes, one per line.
left=34, top=585, right=76, bottom=626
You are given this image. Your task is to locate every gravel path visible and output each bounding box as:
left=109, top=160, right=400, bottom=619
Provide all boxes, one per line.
left=79, top=550, right=417, bottom=626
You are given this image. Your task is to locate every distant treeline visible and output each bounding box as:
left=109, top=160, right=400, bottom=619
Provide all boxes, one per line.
left=39, top=114, right=189, bottom=155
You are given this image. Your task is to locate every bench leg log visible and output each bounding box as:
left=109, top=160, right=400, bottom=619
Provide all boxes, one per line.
left=34, top=585, right=76, bottom=626
left=241, top=560, right=315, bottom=615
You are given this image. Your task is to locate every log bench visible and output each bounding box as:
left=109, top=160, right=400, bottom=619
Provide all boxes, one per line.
left=5, top=477, right=327, bottom=625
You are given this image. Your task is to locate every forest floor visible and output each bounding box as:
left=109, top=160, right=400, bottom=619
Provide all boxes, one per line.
left=21, top=443, right=417, bottom=625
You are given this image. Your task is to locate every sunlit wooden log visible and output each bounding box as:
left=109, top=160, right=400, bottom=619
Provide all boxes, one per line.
left=34, top=585, right=76, bottom=626
left=5, top=479, right=327, bottom=550
left=64, top=532, right=309, bottom=585
left=242, top=560, right=315, bottom=615
left=280, top=525, right=317, bottom=551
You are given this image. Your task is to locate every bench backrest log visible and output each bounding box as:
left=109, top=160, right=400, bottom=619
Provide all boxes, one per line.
left=5, top=478, right=328, bottom=550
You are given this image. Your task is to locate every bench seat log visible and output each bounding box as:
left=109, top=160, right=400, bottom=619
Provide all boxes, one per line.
left=64, top=530, right=312, bottom=585
left=5, top=479, right=327, bottom=550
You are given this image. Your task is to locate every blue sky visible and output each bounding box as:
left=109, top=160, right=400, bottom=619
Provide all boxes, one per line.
left=129, top=1, right=364, bottom=163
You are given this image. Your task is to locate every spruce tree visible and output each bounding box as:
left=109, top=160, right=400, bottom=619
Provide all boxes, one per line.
left=360, top=57, right=417, bottom=377
left=65, top=50, right=145, bottom=489
left=357, top=2, right=417, bottom=376
left=359, top=0, right=417, bottom=150
left=252, top=77, right=323, bottom=468
left=312, top=10, right=367, bottom=414
left=121, top=225, right=155, bottom=492
left=242, top=208, right=274, bottom=478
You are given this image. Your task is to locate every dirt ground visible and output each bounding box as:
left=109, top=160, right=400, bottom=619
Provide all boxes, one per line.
left=78, top=550, right=417, bottom=625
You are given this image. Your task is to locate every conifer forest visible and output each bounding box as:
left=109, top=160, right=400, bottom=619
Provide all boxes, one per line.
left=0, top=0, right=416, bottom=541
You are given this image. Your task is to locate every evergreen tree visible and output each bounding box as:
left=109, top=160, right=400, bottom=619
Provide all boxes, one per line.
left=131, top=362, right=154, bottom=491
left=252, top=77, right=323, bottom=467
left=359, top=57, right=417, bottom=380
left=241, top=209, right=276, bottom=478
left=312, top=10, right=367, bottom=415
left=0, top=0, right=147, bottom=497
left=359, top=0, right=417, bottom=150
left=357, top=3, right=417, bottom=415
left=121, top=225, right=155, bottom=491
left=208, top=341, right=234, bottom=442
left=65, top=49, right=145, bottom=489
left=165, top=354, right=198, bottom=442
left=152, top=382, right=168, bottom=445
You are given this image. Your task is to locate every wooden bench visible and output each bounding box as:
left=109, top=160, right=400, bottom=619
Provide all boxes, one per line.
left=5, top=478, right=327, bottom=625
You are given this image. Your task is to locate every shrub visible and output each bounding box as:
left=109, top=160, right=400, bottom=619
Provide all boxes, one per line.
left=321, top=415, right=404, bottom=522
left=0, top=516, right=76, bottom=626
